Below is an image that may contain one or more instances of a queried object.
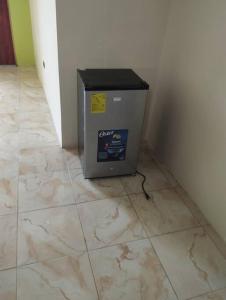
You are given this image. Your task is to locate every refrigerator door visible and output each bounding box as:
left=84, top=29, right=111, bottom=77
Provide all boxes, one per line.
left=82, top=89, right=147, bottom=178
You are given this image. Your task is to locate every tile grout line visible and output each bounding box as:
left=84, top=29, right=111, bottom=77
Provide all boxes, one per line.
left=17, top=198, right=76, bottom=217
left=173, top=187, right=209, bottom=227
left=67, top=161, right=101, bottom=300
left=8, top=225, right=210, bottom=271
left=0, top=266, right=19, bottom=272
left=127, top=193, right=180, bottom=299
left=16, top=72, right=22, bottom=300
left=75, top=210, right=101, bottom=300
left=150, top=240, right=180, bottom=300
left=127, top=193, right=204, bottom=239
left=16, top=237, right=153, bottom=269
left=16, top=157, right=78, bottom=269
left=15, top=176, right=179, bottom=219
left=150, top=224, right=226, bottom=299
left=127, top=194, right=150, bottom=238
left=18, top=196, right=76, bottom=215
left=150, top=150, right=212, bottom=230
left=87, top=237, right=151, bottom=254
left=17, top=253, right=82, bottom=269
left=203, top=226, right=226, bottom=260
left=17, top=74, right=60, bottom=149
left=185, top=286, right=226, bottom=300
left=14, top=174, right=192, bottom=217
left=127, top=185, right=221, bottom=300
left=86, top=246, right=101, bottom=300
left=150, top=224, right=204, bottom=239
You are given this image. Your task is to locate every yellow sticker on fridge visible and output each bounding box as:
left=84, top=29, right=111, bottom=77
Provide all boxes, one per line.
left=91, top=93, right=106, bottom=113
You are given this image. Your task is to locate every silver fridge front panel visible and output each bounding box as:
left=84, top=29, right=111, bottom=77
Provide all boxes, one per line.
left=80, top=87, right=147, bottom=178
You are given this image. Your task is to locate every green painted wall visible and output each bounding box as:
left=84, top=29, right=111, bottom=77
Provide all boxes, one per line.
left=8, top=0, right=35, bottom=66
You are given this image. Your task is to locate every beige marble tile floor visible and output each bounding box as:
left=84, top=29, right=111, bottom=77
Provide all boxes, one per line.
left=0, top=66, right=225, bottom=300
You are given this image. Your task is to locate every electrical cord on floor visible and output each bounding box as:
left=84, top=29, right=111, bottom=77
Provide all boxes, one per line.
left=136, top=171, right=153, bottom=201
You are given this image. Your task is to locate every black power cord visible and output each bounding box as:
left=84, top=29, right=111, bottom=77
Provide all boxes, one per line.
left=136, top=171, right=153, bottom=200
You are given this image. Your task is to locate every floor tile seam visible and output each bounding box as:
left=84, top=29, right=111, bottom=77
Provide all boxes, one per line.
left=117, top=175, right=128, bottom=196
left=87, top=237, right=150, bottom=253
left=66, top=166, right=82, bottom=173
left=0, top=129, right=20, bottom=136
left=87, top=236, right=180, bottom=299
left=15, top=151, right=19, bottom=300
left=86, top=238, right=157, bottom=299
left=127, top=186, right=204, bottom=237
left=151, top=155, right=209, bottom=228
left=127, top=193, right=198, bottom=239
left=64, top=162, right=83, bottom=206
left=123, top=184, right=178, bottom=196
left=75, top=194, right=132, bottom=207
left=69, top=185, right=183, bottom=207
left=72, top=188, right=101, bottom=300
left=16, top=162, right=79, bottom=210
left=149, top=224, right=225, bottom=299
left=150, top=225, right=207, bottom=239
left=18, top=144, right=64, bottom=152
left=186, top=286, right=226, bottom=300
left=145, top=182, right=178, bottom=193
left=173, top=187, right=209, bottom=227
left=203, top=226, right=226, bottom=260
left=18, top=168, right=67, bottom=179
left=0, top=210, right=17, bottom=219
left=68, top=167, right=178, bottom=195
left=18, top=167, right=70, bottom=179
left=18, top=126, right=57, bottom=135
left=152, top=157, right=180, bottom=186
left=62, top=151, right=76, bottom=176
left=17, top=118, right=55, bottom=127
left=86, top=246, right=101, bottom=300
left=66, top=165, right=130, bottom=204
left=17, top=145, right=76, bottom=276
left=150, top=239, right=180, bottom=300
left=16, top=72, right=22, bottom=300
left=18, top=122, right=54, bottom=130
left=18, top=143, right=61, bottom=151
left=0, top=266, right=17, bottom=272
left=17, top=103, right=50, bottom=109
left=18, top=114, right=54, bottom=121
left=127, top=194, right=150, bottom=238
left=127, top=186, right=182, bottom=200
left=18, top=202, right=77, bottom=215
left=149, top=225, right=204, bottom=240
left=0, top=211, right=18, bottom=217
left=18, top=145, right=75, bottom=214
left=18, top=156, right=68, bottom=172
left=18, top=109, right=50, bottom=114
left=16, top=250, right=88, bottom=269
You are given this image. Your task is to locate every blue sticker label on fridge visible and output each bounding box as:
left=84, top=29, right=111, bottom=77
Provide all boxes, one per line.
left=97, top=129, right=128, bottom=162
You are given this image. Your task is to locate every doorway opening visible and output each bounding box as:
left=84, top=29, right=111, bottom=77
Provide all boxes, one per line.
left=0, top=0, right=16, bottom=65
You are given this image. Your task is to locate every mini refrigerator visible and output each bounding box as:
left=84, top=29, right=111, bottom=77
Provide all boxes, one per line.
left=77, top=69, right=149, bottom=179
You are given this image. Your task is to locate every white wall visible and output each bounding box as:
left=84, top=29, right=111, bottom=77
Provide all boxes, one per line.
left=148, top=0, right=226, bottom=241
left=29, top=0, right=226, bottom=241
left=55, top=0, right=170, bottom=147
left=29, top=0, right=62, bottom=145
